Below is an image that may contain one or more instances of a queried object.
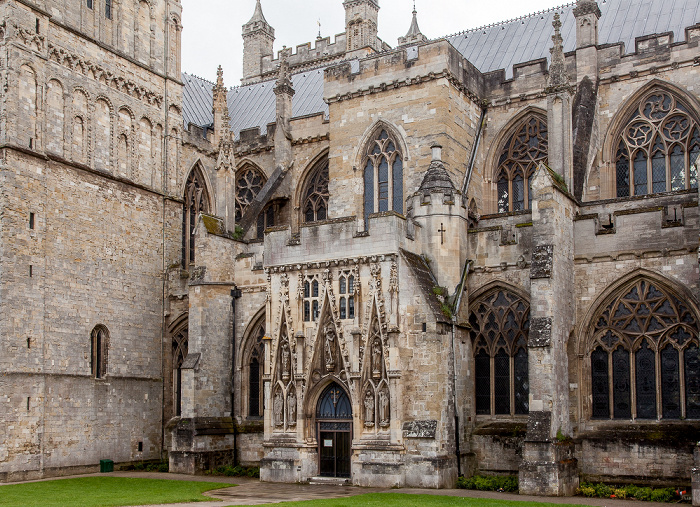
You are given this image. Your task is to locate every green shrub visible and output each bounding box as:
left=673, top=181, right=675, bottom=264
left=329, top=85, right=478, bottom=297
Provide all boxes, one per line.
left=578, top=485, right=596, bottom=497
left=578, top=481, right=682, bottom=502
left=650, top=489, right=674, bottom=503
left=207, top=465, right=260, bottom=478
left=456, top=475, right=517, bottom=492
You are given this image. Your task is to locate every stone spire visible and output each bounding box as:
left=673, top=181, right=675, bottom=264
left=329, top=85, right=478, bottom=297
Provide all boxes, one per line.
left=398, top=3, right=427, bottom=46
left=242, top=0, right=275, bottom=85
left=546, top=14, right=569, bottom=91
left=212, top=65, right=231, bottom=145
left=419, top=145, right=455, bottom=198
left=274, top=48, right=295, bottom=163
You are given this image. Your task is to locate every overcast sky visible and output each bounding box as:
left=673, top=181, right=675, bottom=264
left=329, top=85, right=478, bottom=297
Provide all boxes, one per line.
left=180, top=0, right=563, bottom=85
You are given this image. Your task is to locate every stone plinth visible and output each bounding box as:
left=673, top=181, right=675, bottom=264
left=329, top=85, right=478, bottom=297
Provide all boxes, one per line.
left=519, top=441, right=578, bottom=496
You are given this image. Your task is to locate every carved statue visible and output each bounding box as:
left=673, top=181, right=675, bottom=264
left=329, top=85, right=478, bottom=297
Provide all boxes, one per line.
left=372, top=337, right=382, bottom=378
left=379, top=387, right=390, bottom=426
left=287, top=389, right=297, bottom=424
left=281, top=344, right=291, bottom=380
left=273, top=389, right=284, bottom=427
left=324, top=322, right=336, bottom=371
left=364, top=389, right=375, bottom=426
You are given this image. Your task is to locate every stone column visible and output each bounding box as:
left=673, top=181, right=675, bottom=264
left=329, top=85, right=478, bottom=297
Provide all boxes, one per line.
left=518, top=165, right=578, bottom=496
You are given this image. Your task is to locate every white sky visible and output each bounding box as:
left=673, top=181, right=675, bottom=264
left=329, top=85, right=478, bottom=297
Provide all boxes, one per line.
left=180, top=0, right=564, bottom=85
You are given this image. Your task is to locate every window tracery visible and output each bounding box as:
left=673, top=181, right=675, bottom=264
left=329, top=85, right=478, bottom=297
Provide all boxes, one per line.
left=182, top=167, right=210, bottom=268
left=338, top=271, right=355, bottom=320
left=363, top=129, right=404, bottom=227
left=172, top=327, right=188, bottom=416
left=303, top=274, right=321, bottom=322
left=235, top=166, right=265, bottom=221
left=496, top=115, right=548, bottom=213
left=615, top=90, right=699, bottom=197
left=469, top=289, right=530, bottom=416
left=302, top=160, right=329, bottom=223
left=589, top=279, right=699, bottom=419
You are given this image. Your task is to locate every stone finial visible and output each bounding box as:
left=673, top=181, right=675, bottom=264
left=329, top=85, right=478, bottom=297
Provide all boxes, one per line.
left=398, top=4, right=428, bottom=46
left=274, top=47, right=293, bottom=93
left=546, top=14, right=569, bottom=91
left=212, top=65, right=231, bottom=144
left=573, top=0, right=601, bottom=20
left=573, top=0, right=601, bottom=48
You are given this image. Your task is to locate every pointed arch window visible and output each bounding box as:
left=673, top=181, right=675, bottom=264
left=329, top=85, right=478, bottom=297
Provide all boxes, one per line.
left=496, top=115, right=548, bottom=213
left=363, top=129, right=404, bottom=228
left=302, top=159, right=329, bottom=223
left=469, top=289, right=530, bottom=416
left=589, top=279, right=699, bottom=419
left=615, top=90, right=699, bottom=197
left=91, top=325, right=109, bottom=379
left=182, top=167, right=210, bottom=268
left=245, top=318, right=265, bottom=419
left=235, top=166, right=265, bottom=222
left=172, top=326, right=188, bottom=416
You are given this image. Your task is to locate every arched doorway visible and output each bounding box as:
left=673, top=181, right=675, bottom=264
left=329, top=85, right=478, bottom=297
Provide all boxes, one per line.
left=316, top=382, right=352, bottom=477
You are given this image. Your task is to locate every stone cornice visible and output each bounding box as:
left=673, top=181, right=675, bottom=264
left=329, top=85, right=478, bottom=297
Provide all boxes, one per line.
left=265, top=253, right=398, bottom=273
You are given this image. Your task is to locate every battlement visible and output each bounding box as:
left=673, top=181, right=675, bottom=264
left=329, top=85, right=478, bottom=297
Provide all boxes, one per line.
left=257, top=33, right=349, bottom=82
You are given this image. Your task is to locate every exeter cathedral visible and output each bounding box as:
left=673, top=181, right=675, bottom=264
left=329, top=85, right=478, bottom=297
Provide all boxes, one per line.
left=1, top=0, right=699, bottom=496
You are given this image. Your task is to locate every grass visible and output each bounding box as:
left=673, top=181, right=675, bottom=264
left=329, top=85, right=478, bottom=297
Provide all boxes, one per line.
left=232, top=493, right=581, bottom=507
left=0, top=476, right=233, bottom=507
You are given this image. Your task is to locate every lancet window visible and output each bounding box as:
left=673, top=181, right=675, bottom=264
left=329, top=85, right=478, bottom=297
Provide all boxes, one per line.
left=338, top=271, right=355, bottom=320
left=469, top=289, right=530, bottom=416
left=303, top=275, right=321, bottom=322
left=172, top=326, right=188, bottom=416
left=245, top=318, right=265, bottom=419
left=615, top=90, right=699, bottom=197
left=91, top=325, right=109, bottom=379
left=363, top=129, right=404, bottom=227
left=302, top=160, right=329, bottom=223
left=496, top=115, right=548, bottom=213
left=589, top=279, right=699, bottom=420
left=182, top=167, right=210, bottom=268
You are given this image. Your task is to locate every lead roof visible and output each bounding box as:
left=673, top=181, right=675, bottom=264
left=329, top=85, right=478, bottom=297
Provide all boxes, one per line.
left=181, top=0, right=700, bottom=137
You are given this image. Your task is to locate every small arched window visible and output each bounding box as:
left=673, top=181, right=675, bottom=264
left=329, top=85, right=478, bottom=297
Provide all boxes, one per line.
left=245, top=318, right=266, bottom=418
left=235, top=166, right=265, bottom=221
left=363, top=129, right=403, bottom=228
left=172, top=326, right=188, bottom=416
left=615, top=90, right=699, bottom=197
left=91, top=325, right=109, bottom=379
left=469, top=289, right=530, bottom=416
left=496, top=115, right=548, bottom=213
left=589, top=278, right=699, bottom=420
left=182, top=167, right=210, bottom=268
left=302, top=160, right=329, bottom=223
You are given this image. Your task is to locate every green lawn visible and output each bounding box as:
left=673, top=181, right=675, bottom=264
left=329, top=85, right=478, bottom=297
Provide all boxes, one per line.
left=0, top=476, right=232, bottom=507
left=235, top=493, right=580, bottom=507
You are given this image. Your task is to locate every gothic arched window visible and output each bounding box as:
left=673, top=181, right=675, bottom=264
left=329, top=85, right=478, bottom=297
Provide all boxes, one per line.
left=91, top=325, right=109, bottom=379
left=182, top=167, right=210, bottom=268
left=589, top=278, right=699, bottom=420
left=496, top=115, right=548, bottom=213
left=245, top=317, right=265, bottom=418
left=302, top=160, right=329, bottom=223
left=363, top=129, right=404, bottom=228
left=172, top=326, right=188, bottom=416
left=469, top=289, right=530, bottom=416
left=235, top=166, right=265, bottom=221
left=615, top=90, right=699, bottom=197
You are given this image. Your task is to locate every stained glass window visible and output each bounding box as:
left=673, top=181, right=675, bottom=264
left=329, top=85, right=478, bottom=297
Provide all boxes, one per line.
left=590, top=278, right=699, bottom=419
left=615, top=90, right=699, bottom=197
left=496, top=116, right=547, bottom=213
left=363, top=129, right=403, bottom=228
left=246, top=319, right=265, bottom=418
left=303, top=160, right=329, bottom=223
left=469, top=289, right=530, bottom=416
left=182, top=167, right=210, bottom=267
left=235, top=166, right=265, bottom=221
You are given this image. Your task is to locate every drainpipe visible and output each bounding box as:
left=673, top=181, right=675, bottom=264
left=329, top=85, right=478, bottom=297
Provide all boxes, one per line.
left=231, top=287, right=242, bottom=465
left=451, top=259, right=472, bottom=477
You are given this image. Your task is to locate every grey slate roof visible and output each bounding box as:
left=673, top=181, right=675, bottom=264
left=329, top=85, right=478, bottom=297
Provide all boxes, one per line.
left=182, top=0, right=700, bottom=134
left=446, top=0, right=700, bottom=78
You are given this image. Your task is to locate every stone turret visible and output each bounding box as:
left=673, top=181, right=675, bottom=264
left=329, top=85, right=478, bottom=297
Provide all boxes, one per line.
left=398, top=5, right=427, bottom=46
left=344, top=0, right=380, bottom=54
left=242, top=0, right=275, bottom=85
left=573, top=0, right=601, bottom=48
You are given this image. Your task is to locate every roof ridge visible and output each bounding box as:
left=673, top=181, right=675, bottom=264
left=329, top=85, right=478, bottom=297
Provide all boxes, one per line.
left=441, top=1, right=576, bottom=39
left=183, top=72, right=215, bottom=86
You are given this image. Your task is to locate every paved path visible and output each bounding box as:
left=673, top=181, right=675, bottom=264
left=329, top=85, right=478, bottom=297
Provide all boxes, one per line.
left=2, top=471, right=679, bottom=507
